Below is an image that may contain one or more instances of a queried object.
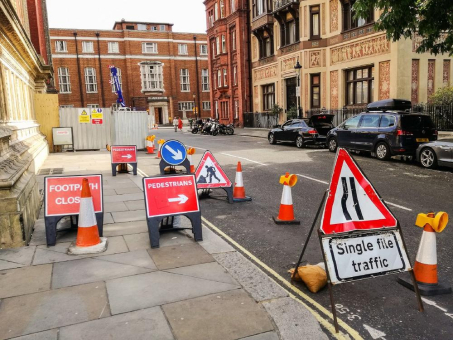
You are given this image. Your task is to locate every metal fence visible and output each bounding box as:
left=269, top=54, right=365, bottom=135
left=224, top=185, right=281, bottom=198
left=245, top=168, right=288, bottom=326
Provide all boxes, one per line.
left=243, top=112, right=280, bottom=128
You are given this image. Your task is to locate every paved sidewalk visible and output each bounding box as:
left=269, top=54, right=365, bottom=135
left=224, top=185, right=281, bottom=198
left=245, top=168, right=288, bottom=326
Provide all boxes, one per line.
left=0, top=151, right=328, bottom=340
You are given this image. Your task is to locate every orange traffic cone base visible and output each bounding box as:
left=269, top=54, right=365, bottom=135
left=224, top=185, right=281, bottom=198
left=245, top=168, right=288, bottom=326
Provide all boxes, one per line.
left=272, top=216, right=300, bottom=225
left=146, top=146, right=155, bottom=154
left=68, top=237, right=108, bottom=255
left=397, top=272, right=451, bottom=296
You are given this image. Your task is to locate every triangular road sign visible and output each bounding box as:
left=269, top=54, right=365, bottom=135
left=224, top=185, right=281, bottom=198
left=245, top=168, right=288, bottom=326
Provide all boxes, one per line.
left=195, top=151, right=232, bottom=189
left=320, top=148, right=397, bottom=234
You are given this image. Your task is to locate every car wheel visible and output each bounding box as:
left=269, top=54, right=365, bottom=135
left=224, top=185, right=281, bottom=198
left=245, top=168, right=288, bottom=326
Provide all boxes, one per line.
left=296, top=136, right=304, bottom=148
left=375, top=142, right=391, bottom=161
left=420, top=147, right=437, bottom=169
left=328, top=138, right=337, bottom=153
left=268, top=133, right=276, bottom=145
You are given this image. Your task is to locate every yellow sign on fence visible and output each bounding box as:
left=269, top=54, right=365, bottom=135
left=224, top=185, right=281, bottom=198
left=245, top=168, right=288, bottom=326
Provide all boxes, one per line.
left=78, top=109, right=90, bottom=123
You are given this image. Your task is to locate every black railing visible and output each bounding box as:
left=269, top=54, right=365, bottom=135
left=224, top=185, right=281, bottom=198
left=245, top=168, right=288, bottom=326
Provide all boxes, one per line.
left=273, top=0, right=299, bottom=12
left=243, top=112, right=280, bottom=128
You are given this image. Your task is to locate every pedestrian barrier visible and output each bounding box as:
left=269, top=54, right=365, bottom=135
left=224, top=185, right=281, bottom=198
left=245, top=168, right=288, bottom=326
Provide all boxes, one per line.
left=273, top=172, right=300, bottom=225
left=187, top=147, right=196, bottom=173
left=68, top=178, right=108, bottom=255
left=146, top=135, right=156, bottom=154
left=233, top=162, right=252, bottom=202
left=156, top=139, right=165, bottom=159
left=398, top=212, right=451, bottom=295
left=110, top=145, right=138, bottom=176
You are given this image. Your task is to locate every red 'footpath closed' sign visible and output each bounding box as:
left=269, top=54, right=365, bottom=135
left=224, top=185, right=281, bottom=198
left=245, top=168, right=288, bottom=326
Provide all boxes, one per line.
left=45, top=175, right=103, bottom=216
left=111, top=145, right=137, bottom=164
left=143, top=175, right=200, bottom=218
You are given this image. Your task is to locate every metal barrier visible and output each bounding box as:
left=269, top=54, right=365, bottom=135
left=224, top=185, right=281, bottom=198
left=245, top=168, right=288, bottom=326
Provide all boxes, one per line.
left=111, top=110, right=149, bottom=149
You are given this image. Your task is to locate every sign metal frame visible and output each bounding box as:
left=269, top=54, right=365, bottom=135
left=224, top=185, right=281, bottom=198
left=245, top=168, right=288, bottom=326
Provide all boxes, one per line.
left=158, top=139, right=191, bottom=175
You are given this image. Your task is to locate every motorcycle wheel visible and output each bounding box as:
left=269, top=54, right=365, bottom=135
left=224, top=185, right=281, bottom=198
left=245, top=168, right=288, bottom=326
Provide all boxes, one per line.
left=226, top=127, right=234, bottom=135
left=191, top=128, right=198, bottom=134
left=212, top=129, right=219, bottom=136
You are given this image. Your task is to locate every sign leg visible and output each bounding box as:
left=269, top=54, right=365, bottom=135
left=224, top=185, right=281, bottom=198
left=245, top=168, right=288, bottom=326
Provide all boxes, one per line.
left=410, top=269, right=425, bottom=312
left=223, top=186, right=234, bottom=204
left=111, top=163, right=117, bottom=176
left=95, top=213, right=104, bottom=237
left=327, top=281, right=340, bottom=333
left=147, top=218, right=162, bottom=248
left=45, top=217, right=58, bottom=246
left=132, top=163, right=137, bottom=175
left=187, top=213, right=203, bottom=242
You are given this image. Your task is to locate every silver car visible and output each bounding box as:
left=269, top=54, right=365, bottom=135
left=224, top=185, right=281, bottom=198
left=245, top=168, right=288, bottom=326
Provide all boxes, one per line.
left=416, top=139, right=453, bottom=169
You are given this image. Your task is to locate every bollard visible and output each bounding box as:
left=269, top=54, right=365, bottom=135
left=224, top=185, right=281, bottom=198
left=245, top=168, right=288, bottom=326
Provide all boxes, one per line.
left=273, top=172, right=300, bottom=225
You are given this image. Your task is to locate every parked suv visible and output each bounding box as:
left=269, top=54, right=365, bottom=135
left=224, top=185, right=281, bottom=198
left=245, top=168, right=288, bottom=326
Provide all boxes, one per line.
left=326, top=99, right=438, bottom=160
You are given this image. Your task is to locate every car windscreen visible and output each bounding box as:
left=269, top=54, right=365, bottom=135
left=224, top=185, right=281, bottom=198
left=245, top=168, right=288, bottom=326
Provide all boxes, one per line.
left=401, top=115, right=434, bottom=130
left=292, top=121, right=308, bottom=128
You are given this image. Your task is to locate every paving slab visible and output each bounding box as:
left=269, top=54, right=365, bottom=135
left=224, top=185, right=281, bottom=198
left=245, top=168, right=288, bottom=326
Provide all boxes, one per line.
left=106, top=271, right=239, bottom=315
left=96, top=249, right=157, bottom=270
left=239, top=332, right=280, bottom=340
left=162, top=289, right=274, bottom=340
left=104, top=201, right=129, bottom=213
left=165, top=262, right=239, bottom=286
left=103, top=181, right=138, bottom=189
left=58, top=307, right=174, bottom=340
left=102, top=220, right=148, bottom=237
left=33, top=236, right=128, bottom=265
left=111, top=210, right=145, bottom=223
left=103, top=189, right=117, bottom=196
left=0, top=282, right=110, bottom=339
left=123, top=231, right=193, bottom=251
left=262, top=297, right=328, bottom=340
left=0, top=259, right=25, bottom=271
left=185, top=225, right=235, bottom=254
left=0, top=264, right=52, bottom=299
left=104, top=212, right=114, bottom=224
left=12, top=329, right=59, bottom=340
left=104, top=193, right=143, bottom=203
left=52, top=257, right=153, bottom=289
left=214, top=251, right=288, bottom=302
left=124, top=200, right=145, bottom=211
left=148, top=243, right=214, bottom=270
left=115, top=187, right=142, bottom=195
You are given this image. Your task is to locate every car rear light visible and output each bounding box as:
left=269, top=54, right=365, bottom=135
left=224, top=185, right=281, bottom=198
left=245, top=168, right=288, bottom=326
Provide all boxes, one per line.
left=434, top=130, right=438, bottom=135
left=397, top=130, right=413, bottom=136
left=308, top=129, right=317, bottom=135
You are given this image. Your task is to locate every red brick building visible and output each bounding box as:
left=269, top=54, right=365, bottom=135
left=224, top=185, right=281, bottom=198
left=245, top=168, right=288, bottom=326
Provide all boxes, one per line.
left=204, top=0, right=252, bottom=126
left=50, top=21, right=210, bottom=124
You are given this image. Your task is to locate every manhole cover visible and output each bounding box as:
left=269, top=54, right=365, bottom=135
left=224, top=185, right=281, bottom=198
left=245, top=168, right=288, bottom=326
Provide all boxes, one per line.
left=38, top=168, right=64, bottom=175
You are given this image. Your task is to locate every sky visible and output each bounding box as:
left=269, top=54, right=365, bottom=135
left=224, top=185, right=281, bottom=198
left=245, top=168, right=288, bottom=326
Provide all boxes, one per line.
left=47, top=0, right=207, bottom=33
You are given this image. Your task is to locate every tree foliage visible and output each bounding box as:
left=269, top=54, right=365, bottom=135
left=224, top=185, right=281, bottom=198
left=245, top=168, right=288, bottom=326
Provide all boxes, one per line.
left=429, top=86, right=453, bottom=105
left=354, top=0, right=453, bottom=56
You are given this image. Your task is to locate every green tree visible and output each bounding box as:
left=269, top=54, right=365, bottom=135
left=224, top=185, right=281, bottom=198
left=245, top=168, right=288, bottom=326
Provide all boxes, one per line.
left=354, top=0, right=453, bottom=56
left=429, top=86, right=453, bottom=105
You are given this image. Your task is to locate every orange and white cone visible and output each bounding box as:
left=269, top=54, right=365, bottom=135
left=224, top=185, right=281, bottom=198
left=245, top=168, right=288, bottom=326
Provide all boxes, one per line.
left=68, top=178, right=108, bottom=255
left=146, top=139, right=155, bottom=154
left=273, top=173, right=300, bottom=225
left=187, top=148, right=196, bottom=173
left=233, top=162, right=251, bottom=202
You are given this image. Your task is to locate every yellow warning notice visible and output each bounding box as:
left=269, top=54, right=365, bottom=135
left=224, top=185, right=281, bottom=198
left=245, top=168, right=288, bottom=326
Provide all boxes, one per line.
left=91, top=112, right=103, bottom=120
left=78, top=109, right=90, bottom=123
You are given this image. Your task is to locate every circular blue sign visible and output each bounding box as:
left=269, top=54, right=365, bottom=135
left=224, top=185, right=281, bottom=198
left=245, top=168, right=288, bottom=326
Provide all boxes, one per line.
left=161, top=140, right=188, bottom=166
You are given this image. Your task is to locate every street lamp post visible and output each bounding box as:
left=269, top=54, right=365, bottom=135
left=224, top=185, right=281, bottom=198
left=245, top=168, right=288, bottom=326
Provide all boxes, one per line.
left=294, top=59, right=302, bottom=119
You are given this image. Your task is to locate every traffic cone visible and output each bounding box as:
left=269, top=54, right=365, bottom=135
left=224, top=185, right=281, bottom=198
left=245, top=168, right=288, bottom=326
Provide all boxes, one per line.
left=156, top=139, right=165, bottom=159
left=273, top=173, right=300, bottom=225
left=187, top=147, right=196, bottom=173
left=233, top=162, right=252, bottom=202
left=398, top=212, right=451, bottom=295
left=68, top=178, right=108, bottom=255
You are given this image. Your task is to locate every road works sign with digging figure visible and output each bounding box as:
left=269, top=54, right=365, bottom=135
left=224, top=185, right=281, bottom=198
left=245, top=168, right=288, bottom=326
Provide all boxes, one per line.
left=292, top=148, right=423, bottom=333
left=195, top=150, right=233, bottom=204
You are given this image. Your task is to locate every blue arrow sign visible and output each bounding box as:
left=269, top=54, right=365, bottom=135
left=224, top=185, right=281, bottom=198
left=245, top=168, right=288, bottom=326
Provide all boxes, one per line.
left=161, top=140, right=187, bottom=166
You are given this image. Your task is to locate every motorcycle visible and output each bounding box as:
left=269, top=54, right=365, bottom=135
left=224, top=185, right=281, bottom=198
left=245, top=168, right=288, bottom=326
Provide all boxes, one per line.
left=211, top=120, right=220, bottom=136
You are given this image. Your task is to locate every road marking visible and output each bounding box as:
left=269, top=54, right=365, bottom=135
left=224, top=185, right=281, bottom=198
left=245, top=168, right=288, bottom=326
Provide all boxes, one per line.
left=220, top=152, right=268, bottom=166
left=363, top=324, right=386, bottom=339
left=422, top=298, right=448, bottom=312
left=201, top=216, right=363, bottom=340
left=187, top=145, right=207, bottom=151
left=385, top=201, right=413, bottom=212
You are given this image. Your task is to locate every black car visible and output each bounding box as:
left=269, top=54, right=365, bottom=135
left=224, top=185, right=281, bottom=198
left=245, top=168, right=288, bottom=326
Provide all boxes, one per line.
left=303, top=114, right=335, bottom=145
left=268, top=119, right=322, bottom=148
left=326, top=99, right=438, bottom=160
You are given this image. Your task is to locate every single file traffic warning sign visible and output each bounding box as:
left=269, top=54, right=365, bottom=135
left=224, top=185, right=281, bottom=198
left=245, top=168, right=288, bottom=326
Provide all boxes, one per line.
left=320, top=148, right=397, bottom=234
left=111, top=145, right=137, bottom=164
left=195, top=151, right=232, bottom=189
left=143, top=175, right=200, bottom=218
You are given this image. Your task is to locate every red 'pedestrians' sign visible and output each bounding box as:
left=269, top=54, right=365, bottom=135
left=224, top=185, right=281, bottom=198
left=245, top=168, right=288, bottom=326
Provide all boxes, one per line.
left=45, top=175, right=103, bottom=217
left=143, top=175, right=200, bottom=218
left=320, top=148, right=397, bottom=234
left=111, top=145, right=137, bottom=164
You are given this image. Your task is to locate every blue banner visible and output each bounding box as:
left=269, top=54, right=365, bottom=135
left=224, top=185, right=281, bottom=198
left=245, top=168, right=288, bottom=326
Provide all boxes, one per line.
left=109, top=66, right=126, bottom=107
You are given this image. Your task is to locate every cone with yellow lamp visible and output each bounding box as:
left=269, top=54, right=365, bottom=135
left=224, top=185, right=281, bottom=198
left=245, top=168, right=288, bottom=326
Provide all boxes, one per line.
left=187, top=147, right=196, bottom=173
left=233, top=162, right=252, bottom=202
left=146, top=135, right=156, bottom=154
left=68, top=178, right=108, bottom=255
left=398, top=211, right=451, bottom=295
left=156, top=139, right=165, bottom=159
left=273, top=172, right=300, bottom=225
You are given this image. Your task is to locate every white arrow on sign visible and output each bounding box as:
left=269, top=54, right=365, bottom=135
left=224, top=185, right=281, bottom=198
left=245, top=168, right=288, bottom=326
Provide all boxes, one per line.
left=363, top=324, right=386, bottom=340
left=168, top=194, right=188, bottom=204
left=165, top=145, right=183, bottom=160
left=121, top=154, right=132, bottom=159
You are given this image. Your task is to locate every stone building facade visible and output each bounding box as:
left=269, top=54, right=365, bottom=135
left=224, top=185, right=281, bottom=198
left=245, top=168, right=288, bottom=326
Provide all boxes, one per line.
left=50, top=21, right=211, bottom=124
left=0, top=0, right=54, bottom=247
left=250, top=0, right=453, bottom=116
left=204, top=0, right=252, bottom=126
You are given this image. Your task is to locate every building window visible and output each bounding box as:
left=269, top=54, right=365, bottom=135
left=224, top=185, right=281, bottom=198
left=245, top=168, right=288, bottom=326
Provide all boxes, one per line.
left=137, top=24, right=147, bottom=31
left=202, top=101, right=211, bottom=110
left=311, top=74, right=321, bottom=108
left=231, top=0, right=236, bottom=13
left=233, top=66, right=237, bottom=85
left=142, top=42, right=158, bottom=54
left=342, top=0, right=374, bottom=31
left=160, top=25, right=166, bottom=31
left=200, top=45, right=208, bottom=55
left=202, top=69, right=210, bottom=91
left=59, top=105, right=74, bottom=108
left=223, top=69, right=228, bottom=87
left=232, top=30, right=236, bottom=50
left=151, top=26, right=157, bottom=31
left=178, top=44, right=188, bottom=55
left=218, top=70, right=222, bottom=87
left=82, top=41, right=94, bottom=53
left=346, top=66, right=374, bottom=105
left=221, top=101, right=229, bottom=119
left=253, top=0, right=273, bottom=17
left=310, top=6, right=320, bottom=39
left=57, top=67, right=71, bottom=93
left=215, top=101, right=219, bottom=118
left=180, top=69, right=190, bottom=92
left=84, top=67, right=98, bottom=93
left=87, top=104, right=99, bottom=108
left=222, top=35, right=226, bottom=53
left=178, top=102, right=194, bottom=111
left=220, top=0, right=225, bottom=18
left=108, top=42, right=119, bottom=53
left=216, top=37, right=220, bottom=55
left=140, top=62, right=164, bottom=91
left=214, top=2, right=219, bottom=20
left=234, top=100, right=239, bottom=119
left=55, top=41, right=67, bottom=52
left=263, top=84, right=275, bottom=111
left=208, top=10, right=214, bottom=28
left=125, top=25, right=135, bottom=30
left=111, top=68, right=122, bottom=93
left=257, top=0, right=264, bottom=16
